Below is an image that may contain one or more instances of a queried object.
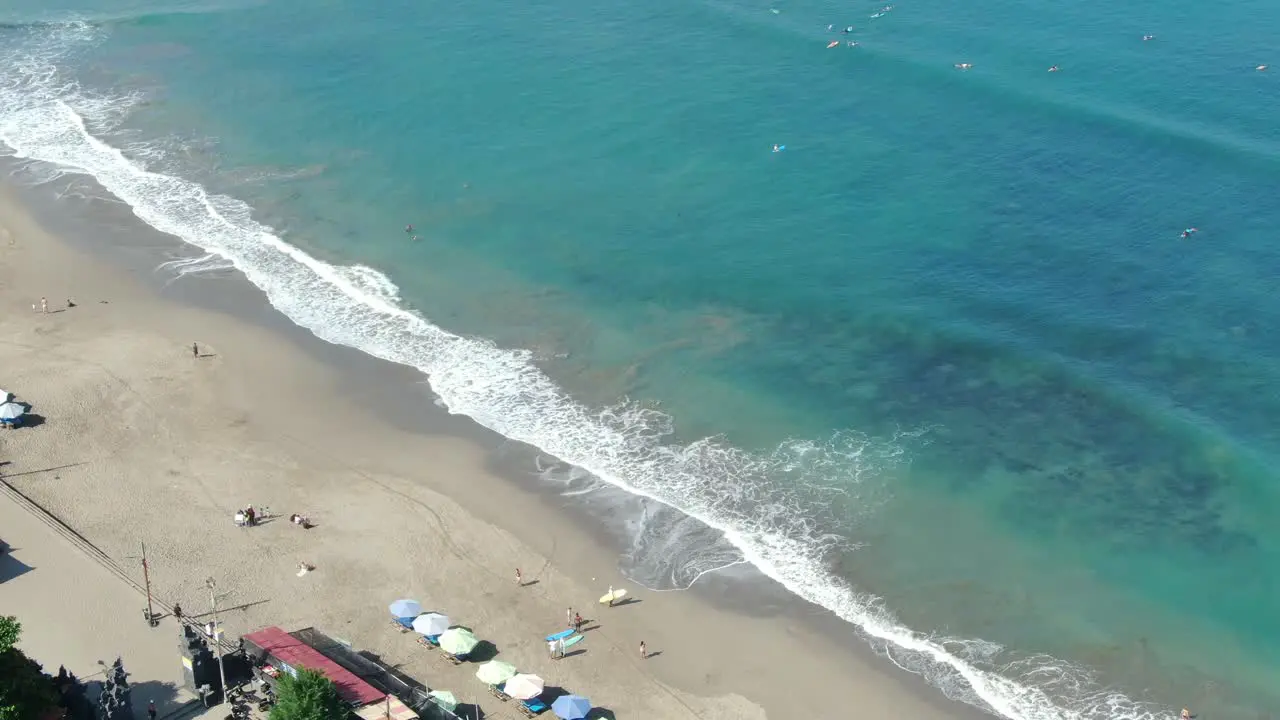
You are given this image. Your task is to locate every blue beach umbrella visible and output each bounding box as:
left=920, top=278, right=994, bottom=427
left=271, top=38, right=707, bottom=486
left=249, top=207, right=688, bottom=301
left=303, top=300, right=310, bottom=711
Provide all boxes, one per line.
left=388, top=599, right=422, bottom=619
left=551, top=695, right=591, bottom=720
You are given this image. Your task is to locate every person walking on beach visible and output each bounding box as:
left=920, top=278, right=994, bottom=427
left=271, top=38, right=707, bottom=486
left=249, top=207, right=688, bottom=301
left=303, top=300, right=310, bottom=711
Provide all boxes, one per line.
left=639, top=641, right=647, bottom=659
left=566, top=607, right=573, bottom=628
left=607, top=585, right=615, bottom=607
left=573, top=612, right=583, bottom=632
left=192, top=342, right=199, bottom=358
left=40, top=297, right=48, bottom=313
left=515, top=568, right=523, bottom=586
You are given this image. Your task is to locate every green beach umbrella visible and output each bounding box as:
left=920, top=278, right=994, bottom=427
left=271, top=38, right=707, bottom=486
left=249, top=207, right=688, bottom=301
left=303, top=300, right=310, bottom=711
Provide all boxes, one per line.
left=474, top=660, right=517, bottom=685
left=437, top=627, right=479, bottom=656
left=428, top=690, right=457, bottom=712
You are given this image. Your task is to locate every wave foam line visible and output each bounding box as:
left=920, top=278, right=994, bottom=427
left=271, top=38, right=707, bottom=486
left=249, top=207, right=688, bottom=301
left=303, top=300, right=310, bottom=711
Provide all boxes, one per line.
left=0, top=21, right=1169, bottom=720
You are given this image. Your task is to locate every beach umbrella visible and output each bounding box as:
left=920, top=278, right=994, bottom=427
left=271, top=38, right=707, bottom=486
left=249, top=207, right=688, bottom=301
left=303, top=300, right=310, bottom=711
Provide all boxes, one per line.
left=502, top=674, right=544, bottom=701
left=473, top=660, right=517, bottom=686
left=428, top=691, right=457, bottom=712
left=437, top=628, right=479, bottom=656
left=388, top=599, right=422, bottom=619
left=412, top=612, right=450, bottom=637
left=551, top=694, right=591, bottom=720
left=0, top=402, right=25, bottom=422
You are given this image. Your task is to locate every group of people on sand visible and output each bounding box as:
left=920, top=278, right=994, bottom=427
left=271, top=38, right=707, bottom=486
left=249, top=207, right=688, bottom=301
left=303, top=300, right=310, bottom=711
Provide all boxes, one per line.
left=233, top=506, right=261, bottom=527
left=233, top=505, right=312, bottom=528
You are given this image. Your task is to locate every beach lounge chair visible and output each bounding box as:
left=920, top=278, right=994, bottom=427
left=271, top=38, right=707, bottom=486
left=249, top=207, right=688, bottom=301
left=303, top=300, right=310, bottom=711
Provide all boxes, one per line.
left=518, top=698, right=548, bottom=717
left=390, top=617, right=414, bottom=633
left=442, top=652, right=466, bottom=666
left=416, top=634, right=439, bottom=649
left=488, top=683, right=511, bottom=702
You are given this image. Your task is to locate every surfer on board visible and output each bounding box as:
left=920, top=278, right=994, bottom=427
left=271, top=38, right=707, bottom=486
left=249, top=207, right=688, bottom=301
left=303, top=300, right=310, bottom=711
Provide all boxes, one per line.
left=1143, top=34, right=1155, bottom=41
left=1048, top=65, right=1060, bottom=72
left=1180, top=227, right=1199, bottom=239
left=827, top=40, right=841, bottom=48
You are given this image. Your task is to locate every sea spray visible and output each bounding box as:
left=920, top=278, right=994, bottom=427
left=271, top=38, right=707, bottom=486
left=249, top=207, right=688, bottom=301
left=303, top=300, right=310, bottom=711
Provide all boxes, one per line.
left=0, top=20, right=1175, bottom=720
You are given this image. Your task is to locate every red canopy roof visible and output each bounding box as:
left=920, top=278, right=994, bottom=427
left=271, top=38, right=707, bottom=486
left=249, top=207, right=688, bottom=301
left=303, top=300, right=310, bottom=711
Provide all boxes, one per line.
left=244, top=626, right=385, bottom=706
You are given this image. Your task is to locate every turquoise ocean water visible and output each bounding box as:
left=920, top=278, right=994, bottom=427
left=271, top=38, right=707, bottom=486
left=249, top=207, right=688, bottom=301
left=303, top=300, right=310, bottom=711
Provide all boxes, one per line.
left=3, top=0, right=1279, bottom=717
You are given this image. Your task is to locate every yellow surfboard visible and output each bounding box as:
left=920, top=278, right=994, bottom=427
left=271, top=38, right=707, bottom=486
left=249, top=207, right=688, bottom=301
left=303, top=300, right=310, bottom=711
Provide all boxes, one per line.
left=598, top=588, right=627, bottom=604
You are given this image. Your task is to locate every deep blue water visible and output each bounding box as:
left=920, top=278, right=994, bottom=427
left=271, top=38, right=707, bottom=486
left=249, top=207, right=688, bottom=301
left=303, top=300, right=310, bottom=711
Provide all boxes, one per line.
left=2, top=0, right=1279, bottom=717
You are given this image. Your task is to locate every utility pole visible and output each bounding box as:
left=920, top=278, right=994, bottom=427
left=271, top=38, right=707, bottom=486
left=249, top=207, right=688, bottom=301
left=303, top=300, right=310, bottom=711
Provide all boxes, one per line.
left=128, top=543, right=159, bottom=627
left=206, top=577, right=229, bottom=703
left=141, top=542, right=157, bottom=627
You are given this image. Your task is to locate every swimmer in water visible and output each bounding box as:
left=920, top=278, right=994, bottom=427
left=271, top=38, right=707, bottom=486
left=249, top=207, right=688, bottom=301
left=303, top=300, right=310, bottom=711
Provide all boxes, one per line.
left=954, top=63, right=972, bottom=70
left=411, top=235, right=420, bottom=241
left=827, top=24, right=834, bottom=31
left=1180, top=227, right=1199, bottom=239
left=772, top=144, right=782, bottom=152
left=1143, top=34, right=1155, bottom=41
left=842, top=25, right=854, bottom=33
left=1180, top=710, right=1192, bottom=720
left=1048, top=65, right=1060, bottom=72
left=848, top=41, right=859, bottom=47
left=405, top=224, right=414, bottom=234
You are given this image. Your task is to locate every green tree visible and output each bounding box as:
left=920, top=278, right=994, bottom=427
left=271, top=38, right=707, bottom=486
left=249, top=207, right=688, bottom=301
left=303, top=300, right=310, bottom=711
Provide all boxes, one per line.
left=0, top=616, right=60, bottom=720
left=269, top=669, right=347, bottom=720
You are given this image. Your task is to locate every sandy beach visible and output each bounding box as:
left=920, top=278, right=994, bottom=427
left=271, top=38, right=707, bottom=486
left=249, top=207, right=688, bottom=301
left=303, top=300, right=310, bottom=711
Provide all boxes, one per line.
left=0, top=184, right=977, bottom=720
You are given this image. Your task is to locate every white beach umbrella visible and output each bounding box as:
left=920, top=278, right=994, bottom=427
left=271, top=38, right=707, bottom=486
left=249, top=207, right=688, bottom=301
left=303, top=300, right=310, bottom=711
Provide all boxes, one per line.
left=474, top=660, right=517, bottom=685
left=0, top=402, right=25, bottom=421
left=412, top=612, right=450, bottom=637
left=503, top=674, right=545, bottom=701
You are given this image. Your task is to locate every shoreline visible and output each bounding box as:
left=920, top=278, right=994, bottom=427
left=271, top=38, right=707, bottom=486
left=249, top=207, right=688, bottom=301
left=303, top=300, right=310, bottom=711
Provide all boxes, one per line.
left=0, top=175, right=981, bottom=720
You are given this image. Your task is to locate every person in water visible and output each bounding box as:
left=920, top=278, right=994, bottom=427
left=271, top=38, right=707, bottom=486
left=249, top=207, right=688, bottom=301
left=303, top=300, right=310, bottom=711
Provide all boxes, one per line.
left=404, top=224, right=414, bottom=234
left=1180, top=227, right=1199, bottom=239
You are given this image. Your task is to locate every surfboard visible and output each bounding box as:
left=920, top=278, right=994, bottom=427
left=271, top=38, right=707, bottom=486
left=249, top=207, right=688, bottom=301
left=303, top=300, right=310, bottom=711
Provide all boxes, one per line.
left=561, top=634, right=585, bottom=649
left=545, top=629, right=576, bottom=642
left=598, top=588, right=627, bottom=605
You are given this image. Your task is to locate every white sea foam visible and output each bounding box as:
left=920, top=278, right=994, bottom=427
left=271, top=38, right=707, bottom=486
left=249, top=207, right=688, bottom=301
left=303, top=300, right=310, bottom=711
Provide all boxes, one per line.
left=0, top=20, right=1173, bottom=720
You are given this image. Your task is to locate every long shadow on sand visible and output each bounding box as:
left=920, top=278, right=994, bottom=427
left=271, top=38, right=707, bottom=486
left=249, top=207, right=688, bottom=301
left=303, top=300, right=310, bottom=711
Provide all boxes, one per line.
left=0, top=549, right=34, bottom=583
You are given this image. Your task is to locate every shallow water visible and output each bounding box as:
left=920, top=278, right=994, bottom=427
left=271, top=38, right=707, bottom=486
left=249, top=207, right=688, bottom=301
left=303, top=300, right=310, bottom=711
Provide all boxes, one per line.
left=2, top=0, right=1279, bottom=717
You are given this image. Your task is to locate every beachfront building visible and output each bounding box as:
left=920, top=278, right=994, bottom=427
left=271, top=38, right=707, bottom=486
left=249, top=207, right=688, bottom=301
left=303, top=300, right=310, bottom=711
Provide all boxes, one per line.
left=242, top=626, right=462, bottom=720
